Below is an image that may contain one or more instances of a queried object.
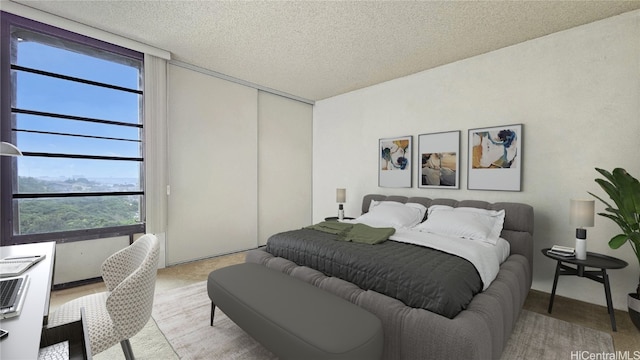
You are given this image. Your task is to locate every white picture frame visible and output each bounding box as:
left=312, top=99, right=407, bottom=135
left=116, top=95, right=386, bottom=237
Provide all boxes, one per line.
left=418, top=131, right=460, bottom=189
left=379, top=135, right=412, bottom=188
left=467, top=124, right=523, bottom=191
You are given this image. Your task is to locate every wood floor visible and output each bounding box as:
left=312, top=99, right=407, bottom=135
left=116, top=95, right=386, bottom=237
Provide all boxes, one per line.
left=50, top=251, right=639, bottom=353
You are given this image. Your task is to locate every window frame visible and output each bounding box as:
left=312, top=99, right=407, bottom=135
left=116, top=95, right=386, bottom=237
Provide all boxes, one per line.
left=1, top=12, right=146, bottom=245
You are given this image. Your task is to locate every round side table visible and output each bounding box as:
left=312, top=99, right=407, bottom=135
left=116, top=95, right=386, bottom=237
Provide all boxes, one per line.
left=324, top=216, right=355, bottom=221
left=542, top=248, right=628, bottom=331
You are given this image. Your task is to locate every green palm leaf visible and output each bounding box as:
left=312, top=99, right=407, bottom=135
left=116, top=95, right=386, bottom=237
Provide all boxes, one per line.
left=592, top=168, right=640, bottom=294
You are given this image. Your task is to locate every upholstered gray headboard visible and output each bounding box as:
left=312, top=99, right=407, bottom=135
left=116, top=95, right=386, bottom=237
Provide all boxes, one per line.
left=361, top=194, right=534, bottom=269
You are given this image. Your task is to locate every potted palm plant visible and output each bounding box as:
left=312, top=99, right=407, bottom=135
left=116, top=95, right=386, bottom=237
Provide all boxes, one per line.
left=589, top=168, right=640, bottom=330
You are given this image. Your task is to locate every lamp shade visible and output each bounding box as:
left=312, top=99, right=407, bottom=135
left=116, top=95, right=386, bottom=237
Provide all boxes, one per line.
left=570, top=199, right=595, bottom=228
left=0, top=142, right=22, bottom=156
left=336, top=188, right=346, bottom=203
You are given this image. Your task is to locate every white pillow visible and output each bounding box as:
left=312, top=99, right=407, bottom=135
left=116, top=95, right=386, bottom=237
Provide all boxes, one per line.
left=414, top=205, right=505, bottom=244
left=368, top=200, right=428, bottom=218
left=405, top=202, right=428, bottom=222
left=353, top=200, right=426, bottom=229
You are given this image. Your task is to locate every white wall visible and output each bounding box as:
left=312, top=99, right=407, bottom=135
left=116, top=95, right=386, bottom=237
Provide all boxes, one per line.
left=54, top=236, right=129, bottom=284
left=313, top=10, right=640, bottom=310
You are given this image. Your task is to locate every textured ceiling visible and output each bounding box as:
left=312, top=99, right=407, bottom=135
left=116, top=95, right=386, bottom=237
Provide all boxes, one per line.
left=10, top=0, right=640, bottom=101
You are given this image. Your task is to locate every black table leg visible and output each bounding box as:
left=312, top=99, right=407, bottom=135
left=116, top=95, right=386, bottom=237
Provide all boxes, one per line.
left=602, top=269, right=617, bottom=331
left=548, top=261, right=561, bottom=313
left=542, top=249, right=628, bottom=333
left=211, top=302, right=216, bottom=326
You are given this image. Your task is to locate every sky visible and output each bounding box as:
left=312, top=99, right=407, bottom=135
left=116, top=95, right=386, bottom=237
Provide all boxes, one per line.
left=13, top=34, right=142, bottom=180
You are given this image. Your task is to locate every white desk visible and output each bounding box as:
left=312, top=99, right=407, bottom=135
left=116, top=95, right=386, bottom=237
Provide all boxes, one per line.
left=0, top=241, right=56, bottom=360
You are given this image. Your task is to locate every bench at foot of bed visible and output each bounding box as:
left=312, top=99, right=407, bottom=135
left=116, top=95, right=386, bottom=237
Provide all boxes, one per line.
left=207, top=262, right=384, bottom=360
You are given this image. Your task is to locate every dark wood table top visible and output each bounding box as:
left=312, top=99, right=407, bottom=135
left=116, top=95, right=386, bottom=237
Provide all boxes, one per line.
left=542, top=248, right=628, bottom=269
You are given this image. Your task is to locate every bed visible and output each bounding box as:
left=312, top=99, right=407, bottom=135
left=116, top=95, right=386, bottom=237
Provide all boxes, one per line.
left=246, top=194, right=534, bottom=360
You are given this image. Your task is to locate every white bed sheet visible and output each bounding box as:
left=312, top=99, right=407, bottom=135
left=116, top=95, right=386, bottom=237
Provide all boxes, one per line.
left=390, top=229, right=510, bottom=290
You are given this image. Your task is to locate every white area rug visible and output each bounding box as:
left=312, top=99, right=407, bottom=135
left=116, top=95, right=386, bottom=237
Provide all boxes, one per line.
left=97, top=281, right=615, bottom=359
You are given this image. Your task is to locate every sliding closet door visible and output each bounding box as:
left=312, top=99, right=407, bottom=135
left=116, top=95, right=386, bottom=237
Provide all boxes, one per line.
left=258, top=92, right=312, bottom=246
left=167, top=64, right=258, bottom=264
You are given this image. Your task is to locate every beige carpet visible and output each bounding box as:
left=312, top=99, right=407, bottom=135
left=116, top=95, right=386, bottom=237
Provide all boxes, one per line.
left=501, top=309, right=615, bottom=359
left=98, top=281, right=614, bottom=359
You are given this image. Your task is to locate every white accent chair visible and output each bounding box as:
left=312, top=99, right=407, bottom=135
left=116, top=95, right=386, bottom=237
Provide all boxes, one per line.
left=49, top=234, right=160, bottom=359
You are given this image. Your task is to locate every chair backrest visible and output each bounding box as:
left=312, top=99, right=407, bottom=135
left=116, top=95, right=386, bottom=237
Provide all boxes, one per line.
left=102, top=234, right=160, bottom=340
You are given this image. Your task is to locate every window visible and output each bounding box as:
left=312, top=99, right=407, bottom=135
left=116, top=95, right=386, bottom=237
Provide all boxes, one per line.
left=1, top=12, right=145, bottom=245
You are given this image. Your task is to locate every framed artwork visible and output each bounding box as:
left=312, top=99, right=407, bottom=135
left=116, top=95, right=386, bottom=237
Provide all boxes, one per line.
left=418, top=131, right=460, bottom=189
left=379, top=135, right=412, bottom=188
left=468, top=124, right=522, bottom=191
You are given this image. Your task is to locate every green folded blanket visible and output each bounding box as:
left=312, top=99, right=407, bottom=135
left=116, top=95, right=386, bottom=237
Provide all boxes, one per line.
left=305, top=221, right=395, bottom=244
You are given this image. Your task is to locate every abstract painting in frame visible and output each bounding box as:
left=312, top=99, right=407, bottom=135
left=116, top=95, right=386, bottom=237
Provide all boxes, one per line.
left=468, top=124, right=522, bottom=191
left=418, top=131, right=460, bottom=189
left=379, top=135, right=412, bottom=188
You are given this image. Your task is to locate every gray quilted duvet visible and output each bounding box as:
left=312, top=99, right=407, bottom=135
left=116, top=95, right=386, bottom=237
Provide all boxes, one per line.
left=265, top=228, right=483, bottom=318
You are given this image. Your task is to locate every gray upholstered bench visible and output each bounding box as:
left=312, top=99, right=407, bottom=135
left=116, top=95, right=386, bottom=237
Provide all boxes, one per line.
left=207, top=262, right=383, bottom=360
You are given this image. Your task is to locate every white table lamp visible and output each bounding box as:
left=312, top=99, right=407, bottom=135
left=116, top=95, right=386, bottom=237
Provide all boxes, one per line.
left=570, top=199, right=595, bottom=260
left=336, top=188, right=346, bottom=220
